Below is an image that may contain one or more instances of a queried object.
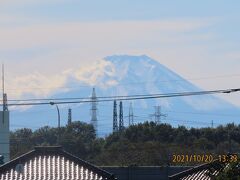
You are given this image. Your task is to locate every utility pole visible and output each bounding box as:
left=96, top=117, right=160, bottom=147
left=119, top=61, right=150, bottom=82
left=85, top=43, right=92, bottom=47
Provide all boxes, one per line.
left=68, top=108, right=72, bottom=125
left=150, top=106, right=167, bottom=124
left=113, top=100, right=118, bottom=132
left=119, top=101, right=124, bottom=132
left=90, top=88, right=98, bottom=135
left=50, top=102, right=60, bottom=144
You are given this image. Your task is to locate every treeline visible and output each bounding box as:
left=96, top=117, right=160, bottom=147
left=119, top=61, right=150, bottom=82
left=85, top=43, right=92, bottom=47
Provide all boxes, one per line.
left=10, top=121, right=240, bottom=166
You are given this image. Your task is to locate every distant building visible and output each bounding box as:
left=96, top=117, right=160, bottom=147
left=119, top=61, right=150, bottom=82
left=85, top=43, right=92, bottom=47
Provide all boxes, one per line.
left=0, top=146, right=116, bottom=180
left=0, top=93, right=10, bottom=163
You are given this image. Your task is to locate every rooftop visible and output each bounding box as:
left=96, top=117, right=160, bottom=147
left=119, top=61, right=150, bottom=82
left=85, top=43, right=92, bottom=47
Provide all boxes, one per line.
left=169, top=159, right=226, bottom=180
left=0, top=146, right=116, bottom=180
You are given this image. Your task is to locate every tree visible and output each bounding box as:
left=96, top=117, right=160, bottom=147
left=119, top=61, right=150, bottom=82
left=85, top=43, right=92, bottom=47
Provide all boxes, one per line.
left=9, top=121, right=240, bottom=166
left=216, top=162, right=240, bottom=180
left=10, top=128, right=33, bottom=158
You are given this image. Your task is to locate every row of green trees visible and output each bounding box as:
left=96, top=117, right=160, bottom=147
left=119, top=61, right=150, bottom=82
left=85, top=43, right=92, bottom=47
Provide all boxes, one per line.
left=10, top=121, right=240, bottom=166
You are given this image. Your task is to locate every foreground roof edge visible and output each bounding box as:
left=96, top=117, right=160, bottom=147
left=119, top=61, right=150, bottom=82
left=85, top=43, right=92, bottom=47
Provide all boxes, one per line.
left=61, top=148, right=115, bottom=179
left=0, top=149, right=35, bottom=173
left=0, top=146, right=116, bottom=180
left=168, top=160, right=225, bottom=179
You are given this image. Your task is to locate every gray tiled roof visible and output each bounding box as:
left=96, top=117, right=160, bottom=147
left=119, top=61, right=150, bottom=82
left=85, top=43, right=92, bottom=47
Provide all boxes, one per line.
left=0, top=146, right=115, bottom=180
left=169, top=160, right=226, bottom=180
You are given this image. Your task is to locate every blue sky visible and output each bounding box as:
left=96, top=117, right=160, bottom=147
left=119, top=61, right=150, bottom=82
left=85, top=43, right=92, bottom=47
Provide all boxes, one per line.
left=2, top=1, right=240, bottom=20
left=0, top=0, right=240, bottom=108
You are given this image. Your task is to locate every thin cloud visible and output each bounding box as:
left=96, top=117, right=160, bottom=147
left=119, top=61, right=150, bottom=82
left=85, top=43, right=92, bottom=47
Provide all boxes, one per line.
left=6, top=59, right=115, bottom=99
left=1, top=18, right=239, bottom=107
left=0, top=20, right=213, bottom=50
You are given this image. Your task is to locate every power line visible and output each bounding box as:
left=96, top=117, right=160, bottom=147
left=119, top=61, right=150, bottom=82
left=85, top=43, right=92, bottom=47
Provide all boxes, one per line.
left=5, top=88, right=239, bottom=102
left=164, top=110, right=240, bottom=117
left=99, top=114, right=229, bottom=127
left=2, top=88, right=240, bottom=106
left=98, top=104, right=240, bottom=117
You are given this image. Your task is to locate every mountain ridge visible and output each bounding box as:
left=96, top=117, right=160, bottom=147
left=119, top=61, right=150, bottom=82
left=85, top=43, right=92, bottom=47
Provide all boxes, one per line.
left=11, top=55, right=240, bottom=136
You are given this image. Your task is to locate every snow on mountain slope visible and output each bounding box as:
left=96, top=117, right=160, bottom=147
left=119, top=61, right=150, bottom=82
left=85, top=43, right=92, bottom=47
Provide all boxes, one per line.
left=103, top=55, right=235, bottom=111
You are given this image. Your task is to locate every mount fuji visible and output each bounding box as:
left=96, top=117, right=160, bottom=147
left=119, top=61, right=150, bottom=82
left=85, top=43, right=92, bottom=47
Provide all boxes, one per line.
left=11, top=55, right=240, bottom=136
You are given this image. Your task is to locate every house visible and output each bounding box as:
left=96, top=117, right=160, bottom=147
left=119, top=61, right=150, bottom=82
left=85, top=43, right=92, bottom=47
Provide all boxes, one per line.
left=0, top=146, right=116, bottom=180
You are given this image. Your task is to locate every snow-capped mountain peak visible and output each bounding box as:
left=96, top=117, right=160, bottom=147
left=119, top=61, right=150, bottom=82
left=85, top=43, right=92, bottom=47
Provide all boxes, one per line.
left=12, top=55, right=240, bottom=136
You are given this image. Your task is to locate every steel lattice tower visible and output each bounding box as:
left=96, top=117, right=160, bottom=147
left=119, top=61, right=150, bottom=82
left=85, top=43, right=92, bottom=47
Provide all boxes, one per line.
left=113, top=100, right=118, bottom=132
left=90, top=88, right=98, bottom=135
left=68, top=108, right=72, bottom=125
left=119, top=101, right=124, bottom=132
left=128, top=102, right=134, bottom=126
left=153, top=106, right=167, bottom=124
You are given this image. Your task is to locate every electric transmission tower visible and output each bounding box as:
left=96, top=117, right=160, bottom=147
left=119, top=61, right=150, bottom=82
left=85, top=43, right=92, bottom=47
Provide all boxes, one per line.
left=150, top=105, right=167, bottom=124
left=90, top=88, right=98, bottom=135
left=128, top=102, right=134, bottom=126
left=119, top=101, right=124, bottom=132
left=68, top=108, right=72, bottom=125
left=113, top=100, right=118, bottom=132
